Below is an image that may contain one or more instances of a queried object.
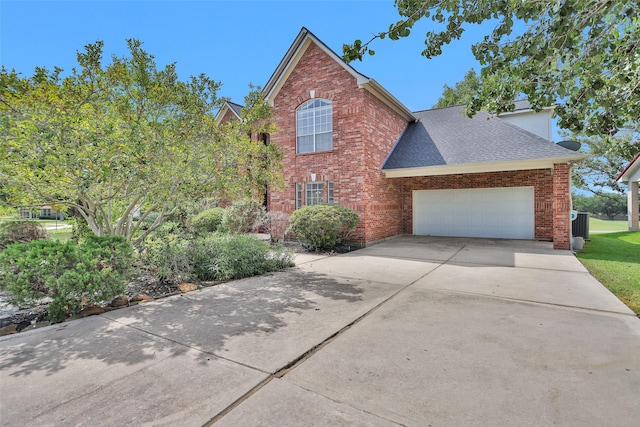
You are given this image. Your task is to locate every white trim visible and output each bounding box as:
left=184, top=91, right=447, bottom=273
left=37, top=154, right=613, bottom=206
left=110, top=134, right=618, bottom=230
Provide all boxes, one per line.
left=383, top=157, right=583, bottom=178
left=617, top=155, right=640, bottom=183
left=214, top=102, right=242, bottom=125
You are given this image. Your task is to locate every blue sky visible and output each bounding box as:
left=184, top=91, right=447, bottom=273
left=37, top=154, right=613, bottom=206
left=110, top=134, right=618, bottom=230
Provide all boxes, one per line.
left=1, top=0, right=489, bottom=112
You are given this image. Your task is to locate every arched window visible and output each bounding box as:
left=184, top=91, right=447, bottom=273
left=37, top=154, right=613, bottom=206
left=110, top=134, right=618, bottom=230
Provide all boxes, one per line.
left=296, top=99, right=332, bottom=153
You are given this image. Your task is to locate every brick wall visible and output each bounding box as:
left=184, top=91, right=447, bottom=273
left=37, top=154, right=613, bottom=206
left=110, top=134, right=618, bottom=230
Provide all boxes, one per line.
left=396, top=169, right=556, bottom=241
left=219, top=108, right=238, bottom=125
left=360, top=91, right=408, bottom=242
left=267, top=42, right=408, bottom=243
left=552, top=163, right=571, bottom=249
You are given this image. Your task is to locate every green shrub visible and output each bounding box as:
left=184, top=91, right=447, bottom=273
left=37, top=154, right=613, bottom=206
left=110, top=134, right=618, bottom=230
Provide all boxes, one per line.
left=0, top=235, right=134, bottom=322
left=288, top=204, right=360, bottom=251
left=67, top=216, right=92, bottom=243
left=190, top=207, right=225, bottom=234
left=191, top=233, right=294, bottom=281
left=0, top=221, right=48, bottom=249
left=221, top=199, right=266, bottom=233
left=139, top=230, right=293, bottom=283
left=138, top=222, right=193, bottom=283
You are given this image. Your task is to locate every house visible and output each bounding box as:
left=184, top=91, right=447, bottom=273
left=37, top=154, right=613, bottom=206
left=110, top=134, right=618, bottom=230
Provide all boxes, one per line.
left=616, top=152, right=640, bottom=230
left=18, top=206, right=65, bottom=220
left=215, top=101, right=244, bottom=125
left=221, top=28, right=585, bottom=249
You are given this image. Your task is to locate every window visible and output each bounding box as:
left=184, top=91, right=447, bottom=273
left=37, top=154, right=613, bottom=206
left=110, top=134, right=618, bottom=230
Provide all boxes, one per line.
left=296, top=99, right=332, bottom=153
left=295, top=183, right=302, bottom=210
left=305, top=182, right=324, bottom=206
left=327, top=181, right=334, bottom=204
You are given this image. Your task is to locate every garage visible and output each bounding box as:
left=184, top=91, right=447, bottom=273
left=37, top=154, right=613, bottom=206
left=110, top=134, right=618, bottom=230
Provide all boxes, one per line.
left=413, top=187, right=535, bottom=239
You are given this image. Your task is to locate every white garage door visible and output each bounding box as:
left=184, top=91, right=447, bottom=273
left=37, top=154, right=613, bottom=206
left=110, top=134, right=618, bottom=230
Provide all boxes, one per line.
left=413, top=187, right=535, bottom=239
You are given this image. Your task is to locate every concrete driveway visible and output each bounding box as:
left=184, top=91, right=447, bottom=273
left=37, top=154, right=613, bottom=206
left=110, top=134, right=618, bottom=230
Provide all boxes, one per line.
left=1, top=236, right=639, bottom=426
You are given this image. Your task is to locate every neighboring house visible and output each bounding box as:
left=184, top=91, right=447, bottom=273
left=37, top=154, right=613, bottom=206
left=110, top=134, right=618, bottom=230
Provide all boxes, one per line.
left=219, top=28, right=585, bottom=249
left=18, top=206, right=65, bottom=220
left=616, top=152, right=640, bottom=231
left=215, top=101, right=244, bottom=125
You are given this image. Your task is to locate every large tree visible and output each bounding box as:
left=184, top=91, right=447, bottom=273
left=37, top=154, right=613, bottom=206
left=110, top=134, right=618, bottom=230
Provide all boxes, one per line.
left=570, top=123, right=639, bottom=195
left=0, top=40, right=283, bottom=245
left=433, top=68, right=481, bottom=108
left=343, top=0, right=639, bottom=136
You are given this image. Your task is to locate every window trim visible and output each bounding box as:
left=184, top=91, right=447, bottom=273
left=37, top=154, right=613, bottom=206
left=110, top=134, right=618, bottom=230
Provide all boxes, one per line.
left=295, top=183, right=302, bottom=210
left=296, top=99, right=333, bottom=154
left=327, top=181, right=334, bottom=204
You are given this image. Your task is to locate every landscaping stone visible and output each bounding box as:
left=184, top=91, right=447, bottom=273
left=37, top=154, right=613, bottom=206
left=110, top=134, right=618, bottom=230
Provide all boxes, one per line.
left=178, top=283, right=197, bottom=293
left=110, top=296, right=129, bottom=307
left=131, top=294, right=153, bottom=303
left=79, top=304, right=106, bottom=317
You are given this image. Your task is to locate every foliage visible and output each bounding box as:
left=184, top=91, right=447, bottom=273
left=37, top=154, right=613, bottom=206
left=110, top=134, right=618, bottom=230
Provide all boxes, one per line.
left=570, top=124, right=640, bottom=195
left=137, top=221, right=192, bottom=282
left=190, top=233, right=294, bottom=281
left=68, top=216, right=93, bottom=243
left=573, top=193, right=626, bottom=220
left=139, top=228, right=293, bottom=283
left=576, top=231, right=640, bottom=315
left=266, top=210, right=290, bottom=243
left=221, top=199, right=266, bottom=233
left=0, top=235, right=133, bottom=322
left=343, top=0, right=639, bottom=136
left=0, top=40, right=284, bottom=245
left=190, top=207, right=224, bottom=234
left=0, top=220, right=49, bottom=249
left=288, top=204, right=360, bottom=251
left=433, top=69, right=481, bottom=108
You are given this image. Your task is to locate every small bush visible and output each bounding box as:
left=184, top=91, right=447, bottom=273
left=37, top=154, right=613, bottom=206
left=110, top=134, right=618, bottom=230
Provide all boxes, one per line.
left=190, top=207, right=225, bottom=234
left=221, top=199, right=266, bottom=233
left=288, top=204, right=360, bottom=251
left=0, top=235, right=134, bottom=322
left=138, top=230, right=293, bottom=283
left=266, top=211, right=290, bottom=243
left=191, top=233, right=294, bottom=281
left=0, top=221, right=49, bottom=249
left=138, top=222, right=192, bottom=283
left=68, top=217, right=92, bottom=243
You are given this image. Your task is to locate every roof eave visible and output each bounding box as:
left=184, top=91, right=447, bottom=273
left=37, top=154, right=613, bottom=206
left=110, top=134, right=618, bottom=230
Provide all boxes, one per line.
left=616, top=152, right=640, bottom=182
left=214, top=101, right=243, bottom=125
left=383, top=156, right=585, bottom=178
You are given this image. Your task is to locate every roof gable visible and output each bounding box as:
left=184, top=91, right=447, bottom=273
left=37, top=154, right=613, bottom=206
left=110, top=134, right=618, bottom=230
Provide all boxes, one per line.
left=263, top=27, right=415, bottom=122
left=382, top=105, right=585, bottom=176
left=617, top=152, right=640, bottom=183
left=215, top=101, right=243, bottom=124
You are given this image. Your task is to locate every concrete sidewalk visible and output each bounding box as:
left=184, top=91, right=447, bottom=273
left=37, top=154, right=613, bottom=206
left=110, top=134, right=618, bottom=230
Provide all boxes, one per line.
left=1, top=236, right=639, bottom=426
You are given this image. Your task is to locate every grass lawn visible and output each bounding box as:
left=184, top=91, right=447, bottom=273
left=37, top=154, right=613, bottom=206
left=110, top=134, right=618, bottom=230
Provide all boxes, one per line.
left=576, top=231, right=640, bottom=315
left=589, top=218, right=628, bottom=232
left=49, top=227, right=73, bottom=242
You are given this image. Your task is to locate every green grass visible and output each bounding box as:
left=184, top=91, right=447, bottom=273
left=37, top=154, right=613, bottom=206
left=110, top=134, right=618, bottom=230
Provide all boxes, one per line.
left=589, top=218, right=628, bottom=232
left=49, top=228, right=73, bottom=242
left=576, top=231, right=640, bottom=315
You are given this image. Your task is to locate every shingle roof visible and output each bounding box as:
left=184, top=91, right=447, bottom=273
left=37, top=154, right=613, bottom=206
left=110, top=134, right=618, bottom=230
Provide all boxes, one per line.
left=227, top=101, right=244, bottom=117
left=382, top=105, right=583, bottom=170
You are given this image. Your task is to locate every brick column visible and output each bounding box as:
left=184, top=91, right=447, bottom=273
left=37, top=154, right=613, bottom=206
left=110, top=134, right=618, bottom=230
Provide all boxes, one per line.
left=553, top=164, right=571, bottom=249
left=629, top=181, right=639, bottom=230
